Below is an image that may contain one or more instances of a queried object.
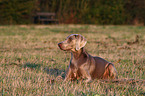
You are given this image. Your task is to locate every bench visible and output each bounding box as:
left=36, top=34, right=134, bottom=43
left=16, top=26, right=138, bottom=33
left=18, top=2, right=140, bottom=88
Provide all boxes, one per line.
left=34, top=12, right=59, bottom=24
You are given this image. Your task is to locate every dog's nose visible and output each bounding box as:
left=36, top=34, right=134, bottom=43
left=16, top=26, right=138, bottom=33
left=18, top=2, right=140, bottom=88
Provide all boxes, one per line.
left=58, top=43, right=62, bottom=48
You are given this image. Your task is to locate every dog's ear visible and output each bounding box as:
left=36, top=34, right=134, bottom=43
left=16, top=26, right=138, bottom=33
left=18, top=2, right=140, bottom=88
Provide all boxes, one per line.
left=76, top=35, right=87, bottom=50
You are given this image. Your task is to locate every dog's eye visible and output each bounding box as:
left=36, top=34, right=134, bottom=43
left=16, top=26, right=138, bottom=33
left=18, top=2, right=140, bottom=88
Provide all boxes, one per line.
left=69, top=37, right=73, bottom=40
left=67, top=38, right=72, bottom=43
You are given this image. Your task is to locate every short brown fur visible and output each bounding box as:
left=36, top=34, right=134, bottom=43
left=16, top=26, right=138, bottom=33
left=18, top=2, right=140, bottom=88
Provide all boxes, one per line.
left=58, top=34, right=118, bottom=82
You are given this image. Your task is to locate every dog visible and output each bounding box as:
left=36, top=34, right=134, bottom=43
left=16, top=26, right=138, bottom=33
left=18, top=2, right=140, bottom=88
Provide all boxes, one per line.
left=58, top=34, right=118, bottom=82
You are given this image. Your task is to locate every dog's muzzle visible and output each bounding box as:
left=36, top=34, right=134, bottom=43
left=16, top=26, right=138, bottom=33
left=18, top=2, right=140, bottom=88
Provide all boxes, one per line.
left=58, top=43, right=63, bottom=50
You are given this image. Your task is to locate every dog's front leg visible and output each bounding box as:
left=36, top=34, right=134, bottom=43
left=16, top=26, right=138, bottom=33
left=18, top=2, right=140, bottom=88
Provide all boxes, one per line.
left=85, top=72, right=92, bottom=83
left=64, top=68, right=74, bottom=81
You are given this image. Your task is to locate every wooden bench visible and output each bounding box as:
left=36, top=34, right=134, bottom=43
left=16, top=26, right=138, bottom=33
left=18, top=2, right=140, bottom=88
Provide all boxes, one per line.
left=34, top=12, right=59, bottom=24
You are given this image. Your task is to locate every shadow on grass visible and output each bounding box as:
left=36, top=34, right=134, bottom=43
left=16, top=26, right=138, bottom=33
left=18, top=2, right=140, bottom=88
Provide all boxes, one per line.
left=23, top=62, right=65, bottom=78
left=23, top=63, right=41, bottom=69
left=44, top=67, right=65, bottom=78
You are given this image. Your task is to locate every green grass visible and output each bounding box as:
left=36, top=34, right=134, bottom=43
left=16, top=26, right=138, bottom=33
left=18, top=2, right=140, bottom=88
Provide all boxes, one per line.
left=0, top=25, right=145, bottom=95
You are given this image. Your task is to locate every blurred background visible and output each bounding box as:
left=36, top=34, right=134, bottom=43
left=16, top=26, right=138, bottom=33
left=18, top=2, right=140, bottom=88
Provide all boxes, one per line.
left=0, top=0, right=145, bottom=25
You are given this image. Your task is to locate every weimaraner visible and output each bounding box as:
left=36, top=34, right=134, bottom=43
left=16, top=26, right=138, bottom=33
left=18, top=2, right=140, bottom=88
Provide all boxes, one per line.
left=58, top=34, right=118, bottom=82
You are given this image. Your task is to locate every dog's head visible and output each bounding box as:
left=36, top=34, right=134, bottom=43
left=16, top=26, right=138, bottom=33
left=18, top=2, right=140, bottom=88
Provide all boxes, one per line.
left=58, top=34, right=87, bottom=51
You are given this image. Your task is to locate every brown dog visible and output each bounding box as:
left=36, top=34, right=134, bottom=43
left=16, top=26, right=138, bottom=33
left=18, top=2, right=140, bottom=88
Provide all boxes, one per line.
left=58, top=34, right=118, bottom=82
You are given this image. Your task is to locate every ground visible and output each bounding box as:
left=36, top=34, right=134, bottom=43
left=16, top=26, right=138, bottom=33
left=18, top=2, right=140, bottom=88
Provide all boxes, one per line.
left=0, top=25, right=145, bottom=95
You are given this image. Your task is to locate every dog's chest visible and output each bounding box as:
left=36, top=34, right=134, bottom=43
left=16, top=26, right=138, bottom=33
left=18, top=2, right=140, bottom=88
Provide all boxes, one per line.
left=70, top=57, right=87, bottom=69
left=70, top=60, right=83, bottom=78
left=70, top=60, right=80, bottom=69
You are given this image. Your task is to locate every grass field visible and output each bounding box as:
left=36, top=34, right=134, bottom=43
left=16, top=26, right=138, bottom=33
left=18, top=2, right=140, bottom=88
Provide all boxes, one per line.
left=0, top=25, right=145, bottom=96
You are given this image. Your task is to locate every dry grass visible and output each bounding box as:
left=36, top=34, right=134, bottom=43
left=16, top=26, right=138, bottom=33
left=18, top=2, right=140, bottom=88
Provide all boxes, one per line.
left=0, top=25, right=145, bottom=95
